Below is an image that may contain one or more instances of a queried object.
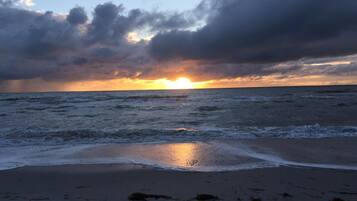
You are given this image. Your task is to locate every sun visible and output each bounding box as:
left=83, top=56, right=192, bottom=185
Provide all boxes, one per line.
left=165, top=77, right=194, bottom=89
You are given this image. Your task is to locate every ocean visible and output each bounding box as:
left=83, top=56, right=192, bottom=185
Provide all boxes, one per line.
left=1, top=85, right=357, bottom=171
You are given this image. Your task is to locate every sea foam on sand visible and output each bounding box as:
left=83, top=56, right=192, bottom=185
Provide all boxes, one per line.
left=1, top=138, right=357, bottom=172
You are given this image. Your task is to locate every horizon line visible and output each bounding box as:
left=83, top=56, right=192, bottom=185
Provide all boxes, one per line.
left=1, top=83, right=356, bottom=94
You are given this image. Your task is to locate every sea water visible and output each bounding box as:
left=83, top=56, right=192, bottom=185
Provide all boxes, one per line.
left=1, top=85, right=357, bottom=171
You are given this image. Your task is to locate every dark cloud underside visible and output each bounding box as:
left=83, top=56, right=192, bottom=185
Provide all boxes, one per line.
left=150, top=0, right=357, bottom=63
left=0, top=0, right=357, bottom=89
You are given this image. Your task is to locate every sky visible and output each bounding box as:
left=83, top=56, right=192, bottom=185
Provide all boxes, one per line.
left=1, top=0, right=357, bottom=92
left=32, top=0, right=201, bottom=14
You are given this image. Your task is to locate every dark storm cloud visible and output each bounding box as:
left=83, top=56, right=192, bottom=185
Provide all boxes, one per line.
left=0, top=2, right=195, bottom=82
left=149, top=0, right=357, bottom=75
left=0, top=0, right=31, bottom=7
left=0, top=0, right=16, bottom=6
left=67, top=7, right=87, bottom=25
left=1, top=0, right=357, bottom=88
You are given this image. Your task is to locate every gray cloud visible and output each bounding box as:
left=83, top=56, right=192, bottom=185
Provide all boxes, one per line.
left=149, top=0, right=357, bottom=77
left=1, top=0, right=357, bottom=91
left=0, top=2, right=197, bottom=83
left=0, top=0, right=32, bottom=7
left=0, top=0, right=12, bottom=6
left=67, top=7, right=87, bottom=25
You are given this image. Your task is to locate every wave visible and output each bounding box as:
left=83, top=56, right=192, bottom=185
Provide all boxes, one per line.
left=196, top=106, right=222, bottom=112
left=2, top=139, right=357, bottom=172
left=0, top=94, right=189, bottom=104
left=316, top=89, right=356, bottom=94
left=214, top=142, right=357, bottom=171
left=113, top=105, right=175, bottom=111
left=1, top=125, right=357, bottom=146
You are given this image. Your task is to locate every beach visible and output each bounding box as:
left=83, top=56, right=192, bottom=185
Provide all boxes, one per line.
left=1, top=137, right=357, bottom=201
left=1, top=87, right=357, bottom=200
left=0, top=165, right=356, bottom=201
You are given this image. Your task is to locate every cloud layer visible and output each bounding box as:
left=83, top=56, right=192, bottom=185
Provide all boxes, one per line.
left=1, top=0, right=357, bottom=91
left=0, top=1, right=195, bottom=82
left=149, top=0, right=357, bottom=78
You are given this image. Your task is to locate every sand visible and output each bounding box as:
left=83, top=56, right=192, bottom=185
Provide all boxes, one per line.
left=0, top=165, right=356, bottom=201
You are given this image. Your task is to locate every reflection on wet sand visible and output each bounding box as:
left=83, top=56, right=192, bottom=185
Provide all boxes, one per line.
left=69, top=138, right=357, bottom=172
left=165, top=143, right=199, bottom=167
left=74, top=143, right=202, bottom=169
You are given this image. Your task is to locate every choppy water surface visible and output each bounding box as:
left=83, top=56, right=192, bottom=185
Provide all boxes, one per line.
left=1, top=85, right=357, bottom=170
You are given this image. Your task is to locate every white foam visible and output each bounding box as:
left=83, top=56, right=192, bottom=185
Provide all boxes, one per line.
left=1, top=141, right=357, bottom=172
left=214, top=142, right=357, bottom=171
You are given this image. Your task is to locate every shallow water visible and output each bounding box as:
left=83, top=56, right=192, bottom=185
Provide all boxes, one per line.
left=1, top=138, right=357, bottom=171
left=1, top=85, right=357, bottom=170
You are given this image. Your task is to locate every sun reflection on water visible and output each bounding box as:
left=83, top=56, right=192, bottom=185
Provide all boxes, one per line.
left=165, top=143, right=199, bottom=168
left=74, top=142, right=203, bottom=169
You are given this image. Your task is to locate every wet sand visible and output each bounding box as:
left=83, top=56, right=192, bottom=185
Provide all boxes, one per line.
left=0, top=165, right=356, bottom=201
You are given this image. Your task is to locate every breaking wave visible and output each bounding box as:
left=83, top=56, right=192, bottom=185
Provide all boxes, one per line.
left=1, top=125, right=357, bottom=146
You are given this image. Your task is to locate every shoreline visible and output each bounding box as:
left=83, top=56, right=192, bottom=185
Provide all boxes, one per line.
left=0, top=164, right=356, bottom=201
left=2, top=137, right=357, bottom=172
left=1, top=138, right=357, bottom=200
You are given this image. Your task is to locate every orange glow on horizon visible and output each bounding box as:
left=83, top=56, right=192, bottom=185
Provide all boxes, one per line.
left=59, top=75, right=357, bottom=92
left=60, top=77, right=209, bottom=92
left=5, top=74, right=357, bottom=93
left=164, top=77, right=194, bottom=89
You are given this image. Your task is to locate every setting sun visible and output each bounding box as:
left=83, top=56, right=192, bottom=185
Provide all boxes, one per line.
left=165, top=77, right=194, bottom=89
